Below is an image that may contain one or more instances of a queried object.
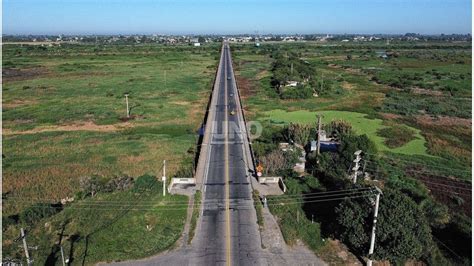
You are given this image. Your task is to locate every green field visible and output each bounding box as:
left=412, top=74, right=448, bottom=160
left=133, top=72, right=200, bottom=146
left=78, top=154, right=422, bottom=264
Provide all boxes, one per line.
left=233, top=41, right=472, bottom=264
left=262, top=109, right=428, bottom=155
left=232, top=42, right=471, bottom=171
left=2, top=44, right=219, bottom=262
left=3, top=175, right=188, bottom=265
left=3, top=44, right=218, bottom=211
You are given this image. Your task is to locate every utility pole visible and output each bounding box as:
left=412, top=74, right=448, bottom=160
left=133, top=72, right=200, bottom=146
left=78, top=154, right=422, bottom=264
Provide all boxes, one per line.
left=164, top=70, right=167, bottom=89
left=351, top=150, right=362, bottom=184
left=362, top=159, right=367, bottom=180
left=367, top=187, right=382, bottom=266
left=124, top=93, right=130, bottom=118
left=321, top=73, right=324, bottom=92
left=21, top=228, right=33, bottom=266
left=316, top=115, right=322, bottom=155
left=60, top=245, right=66, bottom=266
left=162, top=160, right=166, bottom=197
left=290, top=63, right=294, bottom=75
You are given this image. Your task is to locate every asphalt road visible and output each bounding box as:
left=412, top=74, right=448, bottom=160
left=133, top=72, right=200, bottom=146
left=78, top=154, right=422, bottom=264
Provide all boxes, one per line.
left=107, top=43, right=325, bottom=266
left=194, top=42, right=263, bottom=265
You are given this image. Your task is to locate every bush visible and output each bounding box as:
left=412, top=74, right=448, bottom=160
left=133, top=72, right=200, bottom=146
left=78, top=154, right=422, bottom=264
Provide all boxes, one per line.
left=79, top=175, right=109, bottom=197
left=133, top=174, right=159, bottom=192
left=2, top=215, right=19, bottom=230
left=377, top=124, right=416, bottom=148
left=280, top=84, right=314, bottom=99
left=420, top=199, right=450, bottom=228
left=268, top=194, right=324, bottom=250
left=20, top=203, right=61, bottom=225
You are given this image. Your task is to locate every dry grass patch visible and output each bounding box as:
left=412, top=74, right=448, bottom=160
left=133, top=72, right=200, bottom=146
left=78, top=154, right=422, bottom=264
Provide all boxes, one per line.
left=316, top=239, right=361, bottom=266
left=415, top=114, right=471, bottom=127
left=236, top=75, right=254, bottom=99
left=2, top=99, right=38, bottom=109
left=3, top=121, right=132, bottom=135
left=410, top=87, right=444, bottom=96
left=341, top=81, right=355, bottom=90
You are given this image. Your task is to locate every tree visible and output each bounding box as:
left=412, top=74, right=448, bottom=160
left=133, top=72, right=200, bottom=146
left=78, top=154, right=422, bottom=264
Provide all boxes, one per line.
left=198, top=36, right=206, bottom=43
left=287, top=123, right=313, bottom=145
left=260, top=149, right=300, bottom=175
left=325, top=120, right=353, bottom=140
left=260, top=150, right=286, bottom=175
left=330, top=134, right=377, bottom=179
left=335, top=189, right=433, bottom=263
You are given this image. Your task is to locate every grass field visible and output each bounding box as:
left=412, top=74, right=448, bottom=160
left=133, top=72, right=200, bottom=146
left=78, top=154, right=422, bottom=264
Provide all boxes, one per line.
left=2, top=43, right=219, bottom=262
left=3, top=44, right=218, bottom=212
left=262, top=109, right=428, bottom=155
left=3, top=176, right=188, bottom=264
left=232, top=42, right=471, bottom=170
left=233, top=41, right=472, bottom=264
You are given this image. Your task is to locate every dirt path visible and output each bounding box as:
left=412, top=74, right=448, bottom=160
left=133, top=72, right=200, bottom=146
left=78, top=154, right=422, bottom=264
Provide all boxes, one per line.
left=260, top=206, right=327, bottom=265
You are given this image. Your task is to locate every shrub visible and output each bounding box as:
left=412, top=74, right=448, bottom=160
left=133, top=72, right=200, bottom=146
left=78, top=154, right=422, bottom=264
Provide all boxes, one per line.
left=20, top=203, right=61, bottom=225
left=79, top=175, right=109, bottom=197
left=377, top=124, right=416, bottom=148
left=2, top=215, right=19, bottom=230
left=133, top=174, right=158, bottom=192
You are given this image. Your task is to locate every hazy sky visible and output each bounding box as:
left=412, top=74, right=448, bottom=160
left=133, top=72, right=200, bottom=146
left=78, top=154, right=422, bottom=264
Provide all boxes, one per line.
left=3, top=0, right=472, bottom=35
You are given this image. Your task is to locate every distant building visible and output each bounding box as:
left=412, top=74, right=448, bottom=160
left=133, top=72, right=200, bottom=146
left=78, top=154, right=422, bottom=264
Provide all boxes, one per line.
left=193, top=42, right=201, bottom=47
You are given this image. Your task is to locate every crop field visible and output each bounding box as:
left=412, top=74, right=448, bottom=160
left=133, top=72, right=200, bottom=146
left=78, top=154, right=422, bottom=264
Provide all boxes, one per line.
left=2, top=43, right=219, bottom=262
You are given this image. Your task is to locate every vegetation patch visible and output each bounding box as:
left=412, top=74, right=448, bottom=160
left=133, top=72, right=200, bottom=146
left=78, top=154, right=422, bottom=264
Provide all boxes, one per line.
left=252, top=190, right=264, bottom=229
left=2, top=174, right=188, bottom=264
left=236, top=41, right=471, bottom=264
left=377, top=123, right=417, bottom=148
left=187, top=190, right=202, bottom=245
left=268, top=191, right=324, bottom=250
left=262, top=109, right=428, bottom=156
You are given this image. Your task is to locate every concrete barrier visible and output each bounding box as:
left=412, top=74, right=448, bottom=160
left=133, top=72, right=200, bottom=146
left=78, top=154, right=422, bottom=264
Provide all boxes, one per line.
left=168, top=177, right=196, bottom=192
left=193, top=44, right=225, bottom=189
left=227, top=46, right=256, bottom=177
left=258, top=177, right=280, bottom=184
left=257, top=176, right=287, bottom=193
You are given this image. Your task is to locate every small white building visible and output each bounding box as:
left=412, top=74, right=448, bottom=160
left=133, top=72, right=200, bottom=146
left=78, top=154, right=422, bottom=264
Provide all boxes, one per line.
left=286, top=81, right=298, bottom=87
left=193, top=42, right=201, bottom=47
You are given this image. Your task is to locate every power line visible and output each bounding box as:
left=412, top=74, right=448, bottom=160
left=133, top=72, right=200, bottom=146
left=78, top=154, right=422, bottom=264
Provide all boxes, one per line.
left=432, top=236, right=464, bottom=261
left=4, top=191, right=376, bottom=212
left=364, top=166, right=472, bottom=191
left=3, top=187, right=373, bottom=205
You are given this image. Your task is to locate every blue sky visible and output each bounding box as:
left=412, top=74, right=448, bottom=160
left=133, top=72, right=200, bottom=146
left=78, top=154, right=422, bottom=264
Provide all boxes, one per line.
left=3, top=0, right=472, bottom=35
